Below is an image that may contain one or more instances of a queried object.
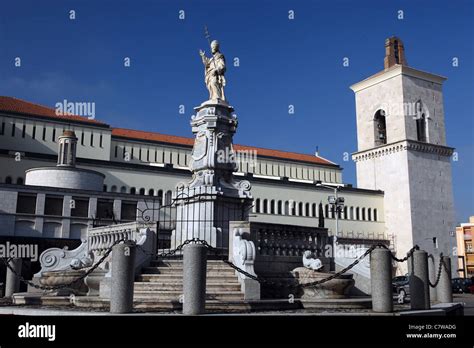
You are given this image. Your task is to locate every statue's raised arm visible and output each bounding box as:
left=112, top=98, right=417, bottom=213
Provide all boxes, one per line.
left=199, top=40, right=227, bottom=101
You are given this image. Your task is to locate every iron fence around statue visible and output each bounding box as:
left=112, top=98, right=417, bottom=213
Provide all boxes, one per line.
left=138, top=186, right=250, bottom=258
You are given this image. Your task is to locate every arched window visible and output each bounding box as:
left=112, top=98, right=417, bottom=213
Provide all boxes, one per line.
left=139, top=188, right=145, bottom=195
left=110, top=185, right=117, bottom=192
left=415, top=101, right=427, bottom=142
left=350, top=206, right=354, bottom=220
left=298, top=202, right=303, bottom=216
left=130, top=187, right=136, bottom=195
left=356, top=207, right=360, bottom=220
left=148, top=189, right=154, bottom=196
left=263, top=199, right=268, bottom=214
left=312, top=203, right=317, bottom=217
left=255, top=199, right=261, bottom=213
left=362, top=208, right=366, bottom=221
left=103, top=185, right=107, bottom=192
left=374, top=110, right=387, bottom=146
left=284, top=201, right=289, bottom=215
left=305, top=203, right=310, bottom=217
left=343, top=206, right=348, bottom=219
left=270, top=200, right=275, bottom=214
left=165, top=190, right=172, bottom=205
left=5, top=176, right=12, bottom=184
left=368, top=208, right=372, bottom=221
left=290, top=200, right=296, bottom=215
left=277, top=200, right=282, bottom=215
left=157, top=190, right=163, bottom=204
left=325, top=204, right=329, bottom=218
left=374, top=209, right=378, bottom=222
left=120, top=186, right=127, bottom=193
left=16, top=177, right=24, bottom=185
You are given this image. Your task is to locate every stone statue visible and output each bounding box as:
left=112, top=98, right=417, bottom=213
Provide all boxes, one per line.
left=302, top=250, right=323, bottom=271
left=199, top=40, right=226, bottom=101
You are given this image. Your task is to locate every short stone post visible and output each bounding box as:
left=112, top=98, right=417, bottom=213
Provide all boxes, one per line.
left=183, top=244, right=207, bottom=315
left=437, top=256, right=453, bottom=303
left=409, top=250, right=430, bottom=310
left=370, top=247, right=393, bottom=313
left=428, top=254, right=437, bottom=302
left=110, top=241, right=136, bottom=313
left=5, top=258, right=22, bottom=297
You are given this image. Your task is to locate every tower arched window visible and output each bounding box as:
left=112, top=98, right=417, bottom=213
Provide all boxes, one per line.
left=277, top=200, right=283, bottom=215
left=148, top=189, right=154, bottom=196
left=263, top=199, right=268, bottom=214
left=298, top=202, right=303, bottom=216
left=312, top=203, right=317, bottom=217
left=374, top=110, right=387, bottom=146
left=139, top=188, right=146, bottom=195
left=415, top=101, right=427, bottom=142
left=270, top=200, right=275, bottom=214
left=374, top=209, right=378, bottom=222
left=356, top=207, right=360, bottom=220
left=255, top=199, right=261, bottom=213
left=368, top=208, right=372, bottom=221
left=350, top=207, right=354, bottom=220
left=305, top=203, right=310, bottom=217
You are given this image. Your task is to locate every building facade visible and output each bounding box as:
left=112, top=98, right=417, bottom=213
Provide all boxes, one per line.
left=456, top=216, right=474, bottom=278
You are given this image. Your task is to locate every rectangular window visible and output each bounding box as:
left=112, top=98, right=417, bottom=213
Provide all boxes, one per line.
left=147, top=149, right=150, bottom=162
left=97, top=199, right=114, bottom=220
left=0, top=122, right=4, bottom=135
left=52, top=128, right=56, bottom=142
left=139, top=148, right=142, bottom=161
left=100, top=134, right=103, bottom=148
left=32, top=125, right=36, bottom=139
left=81, top=132, right=84, bottom=145
left=42, top=127, right=46, bottom=141
left=11, top=123, right=15, bottom=137
left=22, top=124, right=26, bottom=138
left=121, top=201, right=137, bottom=221
left=44, top=195, right=64, bottom=216
left=70, top=197, right=89, bottom=217
left=90, top=133, right=94, bottom=146
left=154, top=149, right=157, bottom=162
left=16, top=193, right=37, bottom=214
left=114, top=145, right=118, bottom=158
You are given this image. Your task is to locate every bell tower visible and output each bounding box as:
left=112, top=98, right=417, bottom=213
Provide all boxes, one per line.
left=350, top=37, right=456, bottom=274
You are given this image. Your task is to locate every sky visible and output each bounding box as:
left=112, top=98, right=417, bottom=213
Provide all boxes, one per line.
left=0, top=0, right=473, bottom=224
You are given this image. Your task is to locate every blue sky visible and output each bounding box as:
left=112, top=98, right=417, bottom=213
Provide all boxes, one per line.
left=0, top=0, right=473, bottom=223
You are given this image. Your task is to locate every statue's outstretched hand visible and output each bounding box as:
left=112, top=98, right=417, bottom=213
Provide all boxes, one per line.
left=199, top=49, right=205, bottom=57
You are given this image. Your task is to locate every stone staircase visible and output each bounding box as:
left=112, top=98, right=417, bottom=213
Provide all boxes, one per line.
left=133, top=259, right=244, bottom=302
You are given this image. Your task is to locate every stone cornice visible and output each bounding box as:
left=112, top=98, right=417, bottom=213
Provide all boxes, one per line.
left=352, top=140, right=454, bottom=162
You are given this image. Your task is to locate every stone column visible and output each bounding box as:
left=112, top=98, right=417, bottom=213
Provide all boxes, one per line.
left=437, top=256, right=453, bottom=303
left=34, top=193, right=45, bottom=233
left=409, top=250, right=430, bottom=310
left=113, top=199, right=122, bottom=222
left=370, top=248, right=393, bottom=313
left=5, top=258, right=22, bottom=297
left=183, top=244, right=207, bottom=315
left=110, top=241, right=136, bottom=313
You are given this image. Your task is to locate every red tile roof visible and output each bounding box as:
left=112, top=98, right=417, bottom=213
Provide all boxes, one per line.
left=0, top=96, right=108, bottom=126
left=0, top=96, right=336, bottom=166
left=112, top=128, right=336, bottom=166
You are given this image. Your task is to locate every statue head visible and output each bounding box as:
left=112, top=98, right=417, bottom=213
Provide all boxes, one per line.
left=211, top=40, right=220, bottom=54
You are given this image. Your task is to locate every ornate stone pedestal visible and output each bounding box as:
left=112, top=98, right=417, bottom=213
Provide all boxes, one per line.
left=172, top=99, right=252, bottom=251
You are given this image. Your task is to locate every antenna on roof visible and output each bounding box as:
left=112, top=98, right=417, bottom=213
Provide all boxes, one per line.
left=314, top=146, right=319, bottom=157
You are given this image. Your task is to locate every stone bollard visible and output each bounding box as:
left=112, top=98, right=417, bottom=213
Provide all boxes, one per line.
left=183, top=244, right=207, bottom=315
left=428, top=254, right=437, bottom=302
left=5, top=258, right=22, bottom=297
left=437, top=256, right=453, bottom=303
left=110, top=241, right=136, bottom=313
left=409, top=250, right=430, bottom=310
left=370, top=248, right=393, bottom=313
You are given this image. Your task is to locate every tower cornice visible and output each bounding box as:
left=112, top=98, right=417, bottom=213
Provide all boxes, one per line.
left=352, top=139, right=454, bottom=162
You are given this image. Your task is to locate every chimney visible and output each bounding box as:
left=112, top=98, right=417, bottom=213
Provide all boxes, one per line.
left=57, top=130, right=78, bottom=167
left=384, top=36, right=408, bottom=69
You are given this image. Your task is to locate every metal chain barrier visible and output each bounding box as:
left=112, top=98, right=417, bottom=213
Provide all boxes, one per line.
left=378, top=244, right=419, bottom=262
left=1, top=238, right=127, bottom=291
left=174, top=239, right=419, bottom=289
left=428, top=253, right=445, bottom=288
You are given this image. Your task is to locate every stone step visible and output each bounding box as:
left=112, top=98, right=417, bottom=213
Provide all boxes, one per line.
left=133, top=290, right=244, bottom=301
left=152, top=259, right=227, bottom=266
left=141, top=267, right=235, bottom=274
left=137, top=274, right=238, bottom=282
left=134, top=282, right=241, bottom=291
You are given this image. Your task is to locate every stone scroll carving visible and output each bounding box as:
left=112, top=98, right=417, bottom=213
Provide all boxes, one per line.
left=231, top=225, right=260, bottom=300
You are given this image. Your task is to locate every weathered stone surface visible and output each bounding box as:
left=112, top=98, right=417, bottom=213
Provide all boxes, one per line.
left=290, top=267, right=354, bottom=299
